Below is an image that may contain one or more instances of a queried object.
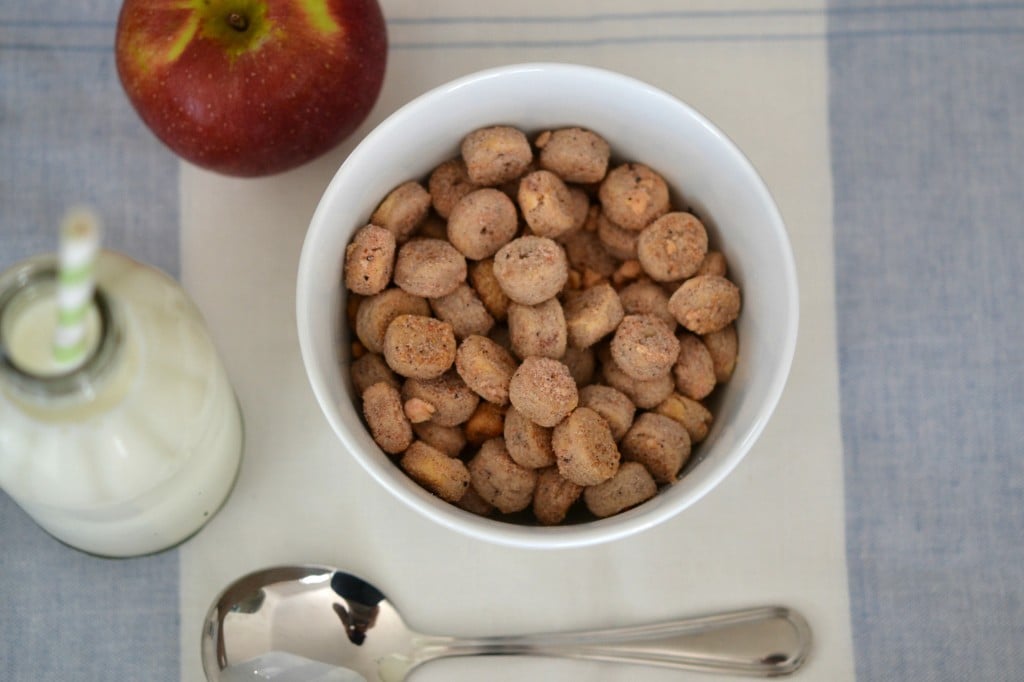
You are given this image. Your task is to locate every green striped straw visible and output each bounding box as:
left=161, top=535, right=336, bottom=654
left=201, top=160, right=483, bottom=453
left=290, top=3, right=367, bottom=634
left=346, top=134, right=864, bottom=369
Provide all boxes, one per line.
left=53, top=207, right=102, bottom=368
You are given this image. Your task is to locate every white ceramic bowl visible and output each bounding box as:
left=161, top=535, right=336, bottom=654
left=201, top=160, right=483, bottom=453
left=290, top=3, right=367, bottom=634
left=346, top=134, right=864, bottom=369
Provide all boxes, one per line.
left=297, top=63, right=798, bottom=549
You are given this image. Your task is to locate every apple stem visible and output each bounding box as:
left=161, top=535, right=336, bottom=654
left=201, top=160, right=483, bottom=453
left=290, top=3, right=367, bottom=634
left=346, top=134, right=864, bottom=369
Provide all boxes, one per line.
left=226, top=12, right=249, bottom=32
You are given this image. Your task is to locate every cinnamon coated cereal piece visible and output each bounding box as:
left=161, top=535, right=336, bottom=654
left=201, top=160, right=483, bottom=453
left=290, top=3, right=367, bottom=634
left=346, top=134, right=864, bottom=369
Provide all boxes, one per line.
left=637, top=212, right=708, bottom=282
left=668, top=275, right=741, bottom=334
left=493, top=236, right=569, bottom=306
left=503, top=405, right=556, bottom=469
left=598, top=163, right=670, bottom=231
left=456, top=484, right=495, bottom=516
left=403, top=398, right=436, bottom=423
left=344, top=225, right=395, bottom=295
left=455, top=335, right=518, bottom=405
left=560, top=345, right=596, bottom=387
left=568, top=187, right=592, bottom=234
left=621, top=412, right=691, bottom=484
left=447, top=188, right=519, bottom=260
left=600, top=347, right=674, bottom=409
left=507, top=298, right=567, bottom=360
left=703, top=323, right=738, bottom=382
left=393, top=238, right=467, bottom=298
left=469, top=258, right=511, bottom=321
left=413, top=421, right=467, bottom=457
left=429, top=284, right=494, bottom=340
left=355, top=288, right=430, bottom=354
left=350, top=353, right=399, bottom=397
left=428, top=158, right=479, bottom=218
left=552, top=406, right=620, bottom=486
left=401, top=370, right=479, bottom=427
left=461, top=126, right=533, bottom=187
left=400, top=441, right=471, bottom=502
left=617, top=279, right=675, bottom=328
left=361, top=382, right=413, bottom=455
left=467, top=438, right=538, bottom=514
left=518, top=170, right=577, bottom=239
left=563, top=282, right=624, bottom=349
left=654, top=393, right=713, bottom=444
left=673, top=331, right=717, bottom=400
left=560, top=229, right=617, bottom=278
left=383, top=315, right=457, bottom=380
left=597, top=213, right=640, bottom=261
left=583, top=461, right=657, bottom=518
left=533, top=466, right=584, bottom=526
left=370, top=181, right=432, bottom=243
left=610, top=314, right=681, bottom=381
left=463, top=401, right=507, bottom=446
left=508, top=357, right=579, bottom=428
left=536, top=127, right=611, bottom=184
left=696, top=250, right=728, bottom=278
left=415, top=212, right=448, bottom=240
left=578, top=384, right=636, bottom=441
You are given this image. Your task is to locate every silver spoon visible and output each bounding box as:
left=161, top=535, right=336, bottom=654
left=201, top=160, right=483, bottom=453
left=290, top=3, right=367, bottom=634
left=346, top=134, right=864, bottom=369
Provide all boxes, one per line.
left=201, top=565, right=812, bottom=681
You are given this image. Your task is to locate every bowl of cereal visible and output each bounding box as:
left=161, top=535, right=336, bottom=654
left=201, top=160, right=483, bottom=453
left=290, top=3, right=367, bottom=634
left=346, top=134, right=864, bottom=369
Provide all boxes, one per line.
left=297, top=63, right=798, bottom=548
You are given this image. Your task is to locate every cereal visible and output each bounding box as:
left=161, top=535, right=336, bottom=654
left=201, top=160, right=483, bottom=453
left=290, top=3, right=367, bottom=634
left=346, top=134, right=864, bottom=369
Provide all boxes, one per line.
left=552, top=406, right=620, bottom=486
left=610, top=314, right=680, bottom=380
left=461, top=125, right=533, bottom=186
left=611, top=259, right=644, bottom=287
left=503, top=405, right=556, bottom=469
left=533, top=466, right=584, bottom=525
left=401, top=370, right=479, bottom=427
left=518, top=170, right=577, bottom=239
left=355, top=288, right=430, bottom=354
left=563, top=282, right=624, bottom=349
left=560, top=229, right=617, bottom=278
left=350, top=352, right=398, bottom=396
left=696, top=250, right=728, bottom=278
left=455, top=334, right=518, bottom=405
left=583, top=461, right=657, bottom=518
left=668, top=274, right=741, bottom=334
left=637, top=212, right=708, bottom=282
left=597, top=212, right=639, bottom=261
left=620, top=412, right=691, bottom=484
left=536, top=127, right=611, bottom=184
left=507, top=298, right=567, bottom=360
left=455, top=484, right=495, bottom=516
left=703, top=323, right=738, bottom=382
left=673, top=331, right=716, bottom=400
left=344, top=225, right=396, bottom=296
left=617, top=279, right=675, bottom=328
left=600, top=346, right=674, bottom=409
left=361, top=382, right=413, bottom=455
left=598, top=163, right=670, bottom=231
left=400, top=441, right=471, bottom=502
left=447, top=188, right=518, bottom=260
left=578, top=384, right=636, bottom=441
left=654, top=393, right=713, bottom=444
left=429, top=283, right=494, bottom=339
left=568, top=187, right=592, bottom=233
left=416, top=212, right=448, bottom=240
left=393, top=238, right=467, bottom=299
left=413, top=421, right=467, bottom=457
left=493, top=236, right=569, bottom=305
left=467, top=438, right=538, bottom=514
left=403, top=397, right=436, bottom=423
left=428, top=158, right=479, bottom=218
left=560, top=345, right=596, bottom=386
left=469, top=258, right=511, bottom=321
left=508, top=356, right=578, bottom=428
left=370, top=180, right=431, bottom=243
left=383, top=314, right=457, bottom=380
left=463, top=401, right=507, bottom=446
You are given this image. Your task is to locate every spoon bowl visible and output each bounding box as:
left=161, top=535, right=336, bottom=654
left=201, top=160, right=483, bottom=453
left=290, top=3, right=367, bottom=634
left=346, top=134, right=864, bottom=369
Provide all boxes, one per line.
left=202, top=565, right=812, bottom=680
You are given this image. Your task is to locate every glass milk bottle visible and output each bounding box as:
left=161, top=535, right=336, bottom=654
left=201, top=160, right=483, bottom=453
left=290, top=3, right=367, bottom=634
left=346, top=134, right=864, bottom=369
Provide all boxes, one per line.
left=0, top=249, right=243, bottom=557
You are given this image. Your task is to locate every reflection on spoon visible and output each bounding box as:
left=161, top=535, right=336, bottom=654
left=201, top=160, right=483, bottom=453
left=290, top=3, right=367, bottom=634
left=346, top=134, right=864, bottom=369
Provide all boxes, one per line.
left=201, top=565, right=812, bottom=681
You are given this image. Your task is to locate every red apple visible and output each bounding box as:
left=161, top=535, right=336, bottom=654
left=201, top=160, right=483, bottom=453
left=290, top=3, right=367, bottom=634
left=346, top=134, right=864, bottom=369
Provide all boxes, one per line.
left=115, top=0, right=387, bottom=177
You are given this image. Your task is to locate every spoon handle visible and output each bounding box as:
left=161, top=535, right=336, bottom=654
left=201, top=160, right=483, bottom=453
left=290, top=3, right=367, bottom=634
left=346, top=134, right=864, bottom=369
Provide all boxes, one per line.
left=414, top=606, right=811, bottom=677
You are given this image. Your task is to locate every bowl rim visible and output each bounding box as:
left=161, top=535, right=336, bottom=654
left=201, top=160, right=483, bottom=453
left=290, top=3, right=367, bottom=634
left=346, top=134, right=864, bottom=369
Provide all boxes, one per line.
left=297, top=62, right=799, bottom=549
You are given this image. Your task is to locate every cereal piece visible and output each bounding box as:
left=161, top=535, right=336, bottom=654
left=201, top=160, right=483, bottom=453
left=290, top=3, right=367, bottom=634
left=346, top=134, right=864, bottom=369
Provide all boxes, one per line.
left=611, top=259, right=643, bottom=287
left=400, top=441, right=471, bottom=502
left=597, top=212, right=639, bottom=261
left=703, top=323, right=738, bottom=382
left=654, top=393, right=713, bottom=444
left=536, top=128, right=610, bottom=184
left=493, top=236, right=569, bottom=305
left=455, top=484, right=495, bottom=516
left=533, top=466, right=584, bottom=525
left=403, top=398, right=436, bottom=424
left=568, top=187, right=591, bottom=233
left=560, top=345, right=596, bottom=386
left=668, top=275, right=741, bottom=334
left=430, top=283, right=494, bottom=339
left=447, top=188, right=519, bottom=259
left=621, top=412, right=690, bottom=484
left=413, top=421, right=467, bottom=457
left=600, top=347, right=674, bottom=409
left=350, top=353, right=399, bottom=396
left=343, top=224, right=395, bottom=295
left=560, top=229, right=617, bottom=277
left=469, top=258, right=511, bottom=322
left=583, top=461, right=657, bottom=518
left=402, top=370, right=479, bottom=427
left=673, top=331, right=716, bottom=400
left=610, top=314, right=681, bottom=380
left=617, top=279, right=675, bottom=328
left=598, top=163, right=670, bottom=231
left=370, top=181, right=431, bottom=243
left=464, top=401, right=506, bottom=446
left=552, top=407, right=620, bottom=486
left=508, top=357, right=579, bottom=428
left=415, top=212, right=448, bottom=240
left=355, top=288, right=430, bottom=354
left=563, top=283, right=624, bottom=349
left=696, top=250, right=728, bottom=278
left=488, top=323, right=513, bottom=352
left=507, top=298, right=567, bottom=360
left=361, top=382, right=413, bottom=455
left=578, top=384, right=636, bottom=441
left=393, top=238, right=467, bottom=298
left=467, top=438, right=538, bottom=514
left=351, top=341, right=367, bottom=359
left=518, top=170, right=577, bottom=239
left=637, top=212, right=708, bottom=282
left=455, top=335, right=517, bottom=405
left=503, top=405, right=556, bottom=469
left=428, top=158, right=479, bottom=218
left=461, top=126, right=533, bottom=186
left=383, top=315, right=457, bottom=379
